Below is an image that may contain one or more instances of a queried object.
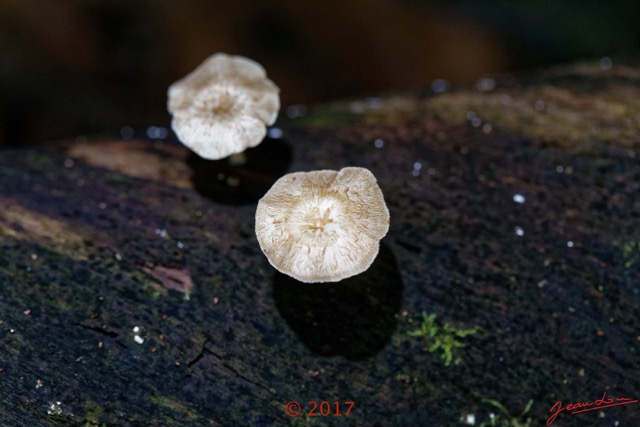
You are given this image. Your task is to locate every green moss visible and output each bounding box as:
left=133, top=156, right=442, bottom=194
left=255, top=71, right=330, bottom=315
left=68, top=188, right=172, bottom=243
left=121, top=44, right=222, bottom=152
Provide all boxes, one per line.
left=149, top=395, right=200, bottom=420
left=82, top=398, right=104, bottom=426
left=426, top=85, right=640, bottom=154
left=479, top=398, right=533, bottom=427
left=284, top=108, right=360, bottom=127
left=616, top=241, right=640, bottom=269
left=131, top=270, right=167, bottom=298
left=407, top=311, right=478, bottom=366
left=291, top=414, right=330, bottom=427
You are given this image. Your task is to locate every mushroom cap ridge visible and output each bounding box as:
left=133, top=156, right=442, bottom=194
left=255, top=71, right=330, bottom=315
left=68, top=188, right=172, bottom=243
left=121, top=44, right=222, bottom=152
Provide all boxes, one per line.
left=255, top=167, right=390, bottom=283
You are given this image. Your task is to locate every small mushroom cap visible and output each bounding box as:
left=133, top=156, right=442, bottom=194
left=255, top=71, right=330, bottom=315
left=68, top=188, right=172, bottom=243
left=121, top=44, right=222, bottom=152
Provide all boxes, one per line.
left=255, top=167, right=390, bottom=283
left=167, top=53, right=280, bottom=160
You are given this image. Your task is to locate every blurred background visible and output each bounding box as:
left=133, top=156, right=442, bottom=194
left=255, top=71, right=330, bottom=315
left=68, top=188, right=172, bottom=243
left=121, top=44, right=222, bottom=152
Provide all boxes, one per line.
left=1, top=0, right=638, bottom=147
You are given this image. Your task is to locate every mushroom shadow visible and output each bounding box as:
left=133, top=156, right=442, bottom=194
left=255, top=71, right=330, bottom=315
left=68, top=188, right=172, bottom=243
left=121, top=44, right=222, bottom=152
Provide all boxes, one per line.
left=273, top=243, right=403, bottom=361
left=187, top=137, right=292, bottom=205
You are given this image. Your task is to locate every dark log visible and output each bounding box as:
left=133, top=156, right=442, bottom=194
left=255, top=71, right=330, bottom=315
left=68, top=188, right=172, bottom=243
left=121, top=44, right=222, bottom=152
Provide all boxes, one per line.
left=1, top=60, right=639, bottom=426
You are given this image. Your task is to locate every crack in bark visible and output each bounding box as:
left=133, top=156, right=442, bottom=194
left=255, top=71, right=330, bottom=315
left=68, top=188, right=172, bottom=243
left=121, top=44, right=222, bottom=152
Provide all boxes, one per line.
left=187, top=339, right=207, bottom=367
left=188, top=339, right=276, bottom=396
left=76, top=322, right=119, bottom=337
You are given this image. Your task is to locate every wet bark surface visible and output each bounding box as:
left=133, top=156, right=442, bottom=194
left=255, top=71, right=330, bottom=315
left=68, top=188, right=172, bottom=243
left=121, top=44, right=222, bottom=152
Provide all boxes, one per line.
left=1, top=60, right=639, bottom=426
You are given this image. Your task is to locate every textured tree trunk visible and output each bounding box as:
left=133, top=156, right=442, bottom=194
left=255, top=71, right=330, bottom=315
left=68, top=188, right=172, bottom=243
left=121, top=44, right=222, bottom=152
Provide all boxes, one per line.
left=1, top=60, right=639, bottom=426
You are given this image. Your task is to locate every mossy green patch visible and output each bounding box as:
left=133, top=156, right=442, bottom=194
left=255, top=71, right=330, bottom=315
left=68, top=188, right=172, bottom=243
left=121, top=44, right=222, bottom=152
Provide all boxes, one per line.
left=407, top=311, right=478, bottom=366
left=479, top=398, right=534, bottom=427
left=82, top=398, right=104, bottom=426
left=426, top=85, right=640, bottom=154
left=284, top=108, right=360, bottom=127
left=149, top=395, right=201, bottom=420
left=619, top=241, right=640, bottom=269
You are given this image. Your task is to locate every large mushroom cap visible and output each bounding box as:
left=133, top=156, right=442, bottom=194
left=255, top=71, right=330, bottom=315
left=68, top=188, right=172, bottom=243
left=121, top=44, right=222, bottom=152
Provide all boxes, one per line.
left=255, top=167, right=390, bottom=283
left=167, top=53, right=280, bottom=160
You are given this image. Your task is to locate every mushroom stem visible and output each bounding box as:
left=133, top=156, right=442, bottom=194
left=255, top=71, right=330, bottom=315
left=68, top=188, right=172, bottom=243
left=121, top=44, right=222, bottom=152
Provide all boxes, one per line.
left=228, top=152, right=247, bottom=166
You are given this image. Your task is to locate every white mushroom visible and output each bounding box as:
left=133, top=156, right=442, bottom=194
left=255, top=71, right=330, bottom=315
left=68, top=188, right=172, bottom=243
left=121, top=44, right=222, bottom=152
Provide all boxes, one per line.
left=167, top=53, right=280, bottom=160
left=255, top=167, right=390, bottom=283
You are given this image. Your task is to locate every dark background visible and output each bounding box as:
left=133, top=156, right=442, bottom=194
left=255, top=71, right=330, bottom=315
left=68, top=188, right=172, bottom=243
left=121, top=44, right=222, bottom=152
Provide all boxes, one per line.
left=1, top=0, right=638, bottom=147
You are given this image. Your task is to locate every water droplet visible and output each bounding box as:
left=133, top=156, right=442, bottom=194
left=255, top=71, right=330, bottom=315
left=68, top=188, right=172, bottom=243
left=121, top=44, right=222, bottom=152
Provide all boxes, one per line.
left=567, top=241, right=574, bottom=248
left=365, top=97, right=382, bottom=108
left=176, top=241, right=185, bottom=249
left=515, top=226, right=525, bottom=237
left=513, top=194, right=526, bottom=204
left=482, top=123, right=492, bottom=134
left=63, top=158, right=74, bottom=168
left=431, top=78, right=450, bottom=93
left=476, top=77, right=496, bottom=92
left=134, top=335, right=144, bottom=345
left=413, top=162, right=422, bottom=171
left=465, top=111, right=477, bottom=120
left=120, top=126, right=134, bottom=139
left=373, top=139, right=385, bottom=148
left=47, top=401, right=63, bottom=415
left=499, top=94, right=512, bottom=105
left=470, top=117, right=482, bottom=128
left=146, top=126, right=168, bottom=140
left=132, top=326, right=140, bottom=333
left=286, top=105, right=306, bottom=118
left=600, top=56, right=613, bottom=70
left=155, top=229, right=168, bottom=238
left=556, top=165, right=564, bottom=173
left=349, top=101, right=365, bottom=114
left=267, top=127, right=283, bottom=139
